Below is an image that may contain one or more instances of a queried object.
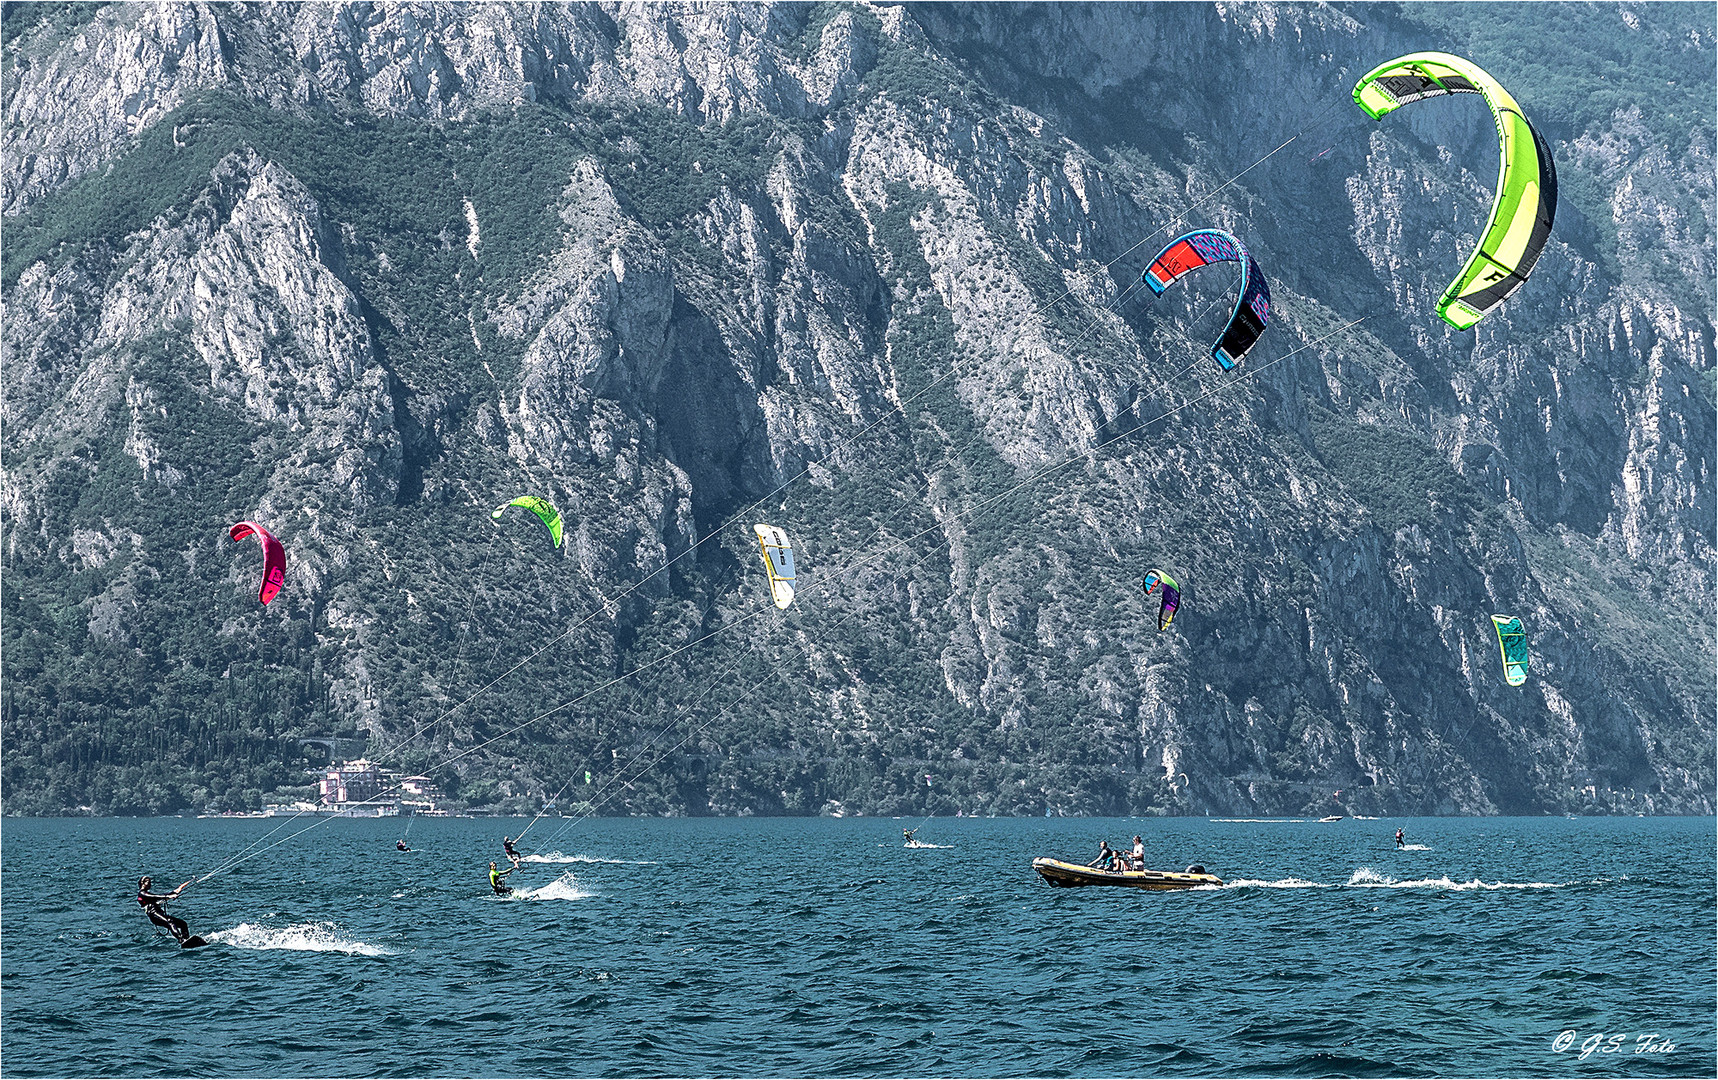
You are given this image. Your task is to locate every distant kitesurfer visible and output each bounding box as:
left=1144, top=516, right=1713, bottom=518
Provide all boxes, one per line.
left=135, top=876, right=194, bottom=944
left=489, top=861, right=516, bottom=896
left=1395, top=828, right=1405, bottom=849
left=903, top=828, right=918, bottom=845
left=502, top=836, right=522, bottom=869
left=397, top=839, right=410, bottom=852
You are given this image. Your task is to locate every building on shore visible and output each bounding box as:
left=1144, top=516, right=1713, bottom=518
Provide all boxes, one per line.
left=316, top=761, right=449, bottom=815
left=320, top=758, right=385, bottom=807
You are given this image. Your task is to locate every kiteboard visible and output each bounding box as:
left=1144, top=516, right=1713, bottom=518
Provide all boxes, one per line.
left=180, top=935, right=209, bottom=949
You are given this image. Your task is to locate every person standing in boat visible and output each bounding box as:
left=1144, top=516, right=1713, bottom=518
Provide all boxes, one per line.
left=1131, top=835, right=1145, bottom=871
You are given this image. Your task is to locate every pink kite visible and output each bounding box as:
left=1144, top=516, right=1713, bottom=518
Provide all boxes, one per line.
left=229, top=521, right=286, bottom=605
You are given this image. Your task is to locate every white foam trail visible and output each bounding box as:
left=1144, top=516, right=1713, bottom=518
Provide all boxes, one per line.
left=523, top=852, right=657, bottom=865
left=210, top=922, right=391, bottom=956
left=509, top=871, right=595, bottom=901
left=1399, top=844, right=1432, bottom=851
left=1221, top=877, right=1332, bottom=889
left=904, top=841, right=952, bottom=849
left=1346, top=868, right=1563, bottom=890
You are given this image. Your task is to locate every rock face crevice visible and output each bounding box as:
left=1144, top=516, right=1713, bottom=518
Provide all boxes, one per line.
left=2, top=3, right=1711, bottom=817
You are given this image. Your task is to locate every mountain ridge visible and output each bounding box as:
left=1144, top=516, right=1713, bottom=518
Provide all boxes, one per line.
left=2, top=2, right=1712, bottom=818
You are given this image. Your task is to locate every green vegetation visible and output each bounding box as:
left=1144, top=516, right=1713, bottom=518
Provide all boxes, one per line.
left=1, top=0, right=100, bottom=48
left=1308, top=406, right=1489, bottom=537
left=1406, top=2, right=1716, bottom=144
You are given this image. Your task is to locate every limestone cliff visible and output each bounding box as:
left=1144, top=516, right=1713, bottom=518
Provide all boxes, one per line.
left=2, top=2, right=1711, bottom=817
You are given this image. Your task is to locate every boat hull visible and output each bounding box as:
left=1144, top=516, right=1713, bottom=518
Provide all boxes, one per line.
left=1032, top=857, right=1222, bottom=890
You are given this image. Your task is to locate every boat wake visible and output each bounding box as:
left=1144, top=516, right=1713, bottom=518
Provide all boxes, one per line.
left=1219, top=870, right=1570, bottom=891
left=507, top=871, right=595, bottom=901
left=1347, top=868, right=1563, bottom=890
left=209, top=922, right=391, bottom=956
left=1220, top=877, right=1332, bottom=889
left=523, top=852, right=656, bottom=866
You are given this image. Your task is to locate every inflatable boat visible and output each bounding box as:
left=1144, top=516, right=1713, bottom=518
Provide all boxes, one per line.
left=1031, top=857, right=1222, bottom=889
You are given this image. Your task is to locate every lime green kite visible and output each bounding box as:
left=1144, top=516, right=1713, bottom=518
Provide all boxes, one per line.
left=492, top=496, right=564, bottom=550
left=1490, top=614, right=1529, bottom=687
left=1353, top=52, right=1557, bottom=330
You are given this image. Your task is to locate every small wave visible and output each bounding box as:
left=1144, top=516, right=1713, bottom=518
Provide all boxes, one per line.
left=1346, top=868, right=1562, bottom=890
left=210, top=922, right=391, bottom=956
left=508, top=871, right=595, bottom=901
left=1222, top=877, right=1332, bottom=889
left=1212, top=818, right=1307, bottom=823
left=523, top=851, right=657, bottom=865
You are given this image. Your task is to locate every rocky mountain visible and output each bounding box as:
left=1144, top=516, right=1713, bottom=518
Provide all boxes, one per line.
left=2, top=1, right=1712, bottom=817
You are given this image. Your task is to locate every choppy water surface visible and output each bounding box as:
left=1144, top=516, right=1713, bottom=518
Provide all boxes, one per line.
left=3, top=815, right=1712, bottom=1077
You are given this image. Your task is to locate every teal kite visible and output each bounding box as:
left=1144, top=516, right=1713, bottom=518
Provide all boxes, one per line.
left=1490, top=614, right=1529, bottom=687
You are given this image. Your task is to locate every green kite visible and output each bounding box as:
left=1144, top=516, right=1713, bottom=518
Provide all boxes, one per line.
left=1353, top=52, right=1557, bottom=330
left=492, top=496, right=564, bottom=550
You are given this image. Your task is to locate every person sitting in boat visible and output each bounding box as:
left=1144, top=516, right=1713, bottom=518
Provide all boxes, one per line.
left=1087, top=840, right=1121, bottom=871
left=1131, top=835, right=1145, bottom=871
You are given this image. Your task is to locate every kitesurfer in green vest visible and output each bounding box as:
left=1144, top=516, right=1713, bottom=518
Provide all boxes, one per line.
left=903, top=827, right=918, bottom=845
left=488, top=861, right=516, bottom=896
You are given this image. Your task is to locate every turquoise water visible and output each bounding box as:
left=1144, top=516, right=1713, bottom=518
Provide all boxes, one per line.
left=2, top=815, right=1712, bottom=1077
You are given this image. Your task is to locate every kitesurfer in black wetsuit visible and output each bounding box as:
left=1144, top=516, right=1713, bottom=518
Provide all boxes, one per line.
left=397, top=839, right=410, bottom=852
left=489, top=861, right=516, bottom=896
left=136, top=876, right=194, bottom=944
left=1395, top=828, right=1405, bottom=849
left=903, top=828, right=918, bottom=845
left=502, top=836, right=522, bottom=869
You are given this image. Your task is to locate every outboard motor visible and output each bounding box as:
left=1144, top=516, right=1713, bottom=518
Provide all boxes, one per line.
left=1186, top=864, right=1206, bottom=875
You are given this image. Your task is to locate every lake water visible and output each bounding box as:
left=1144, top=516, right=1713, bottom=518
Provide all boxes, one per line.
left=2, top=815, right=1712, bottom=1077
